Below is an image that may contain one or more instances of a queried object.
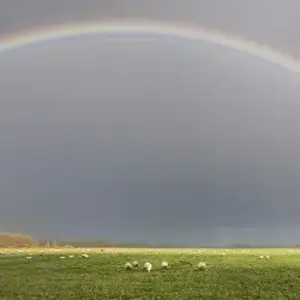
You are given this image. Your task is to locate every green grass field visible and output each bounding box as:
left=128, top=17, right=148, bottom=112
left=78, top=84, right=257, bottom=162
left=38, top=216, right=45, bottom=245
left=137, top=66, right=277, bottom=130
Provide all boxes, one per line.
left=1, top=248, right=300, bottom=299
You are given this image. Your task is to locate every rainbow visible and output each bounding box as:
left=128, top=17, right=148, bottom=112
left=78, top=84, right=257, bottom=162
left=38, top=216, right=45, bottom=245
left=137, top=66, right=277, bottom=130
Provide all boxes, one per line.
left=1, top=19, right=300, bottom=74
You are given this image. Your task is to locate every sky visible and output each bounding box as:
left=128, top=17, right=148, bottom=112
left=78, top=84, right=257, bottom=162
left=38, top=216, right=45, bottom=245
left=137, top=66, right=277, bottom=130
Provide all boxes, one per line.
left=1, top=0, right=300, bottom=245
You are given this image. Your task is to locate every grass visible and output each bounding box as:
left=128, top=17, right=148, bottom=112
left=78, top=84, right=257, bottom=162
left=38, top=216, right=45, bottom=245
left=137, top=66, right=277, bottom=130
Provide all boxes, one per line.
left=1, top=248, right=300, bottom=299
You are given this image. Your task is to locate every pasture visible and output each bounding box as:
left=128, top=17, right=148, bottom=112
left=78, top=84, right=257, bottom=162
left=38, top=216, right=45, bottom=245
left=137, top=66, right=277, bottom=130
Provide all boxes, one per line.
left=1, top=247, right=300, bottom=299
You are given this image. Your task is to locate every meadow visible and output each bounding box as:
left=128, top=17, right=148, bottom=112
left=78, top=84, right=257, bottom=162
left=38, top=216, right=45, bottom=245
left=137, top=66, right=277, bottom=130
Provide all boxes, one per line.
left=1, top=247, right=300, bottom=299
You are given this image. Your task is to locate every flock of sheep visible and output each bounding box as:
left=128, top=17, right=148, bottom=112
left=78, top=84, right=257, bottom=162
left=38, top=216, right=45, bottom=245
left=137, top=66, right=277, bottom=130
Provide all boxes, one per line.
left=5, top=250, right=209, bottom=272
left=21, top=253, right=271, bottom=273
left=124, top=260, right=207, bottom=272
left=25, top=253, right=90, bottom=260
left=25, top=252, right=208, bottom=272
left=0, top=248, right=281, bottom=273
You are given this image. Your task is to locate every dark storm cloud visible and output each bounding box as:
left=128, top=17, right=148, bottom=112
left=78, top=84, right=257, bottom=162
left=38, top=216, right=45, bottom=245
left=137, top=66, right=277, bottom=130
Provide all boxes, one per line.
left=0, top=1, right=300, bottom=245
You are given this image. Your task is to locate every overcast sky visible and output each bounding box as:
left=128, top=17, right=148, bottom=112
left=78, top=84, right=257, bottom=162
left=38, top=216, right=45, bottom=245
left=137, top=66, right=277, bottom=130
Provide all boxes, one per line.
left=1, top=0, right=300, bottom=245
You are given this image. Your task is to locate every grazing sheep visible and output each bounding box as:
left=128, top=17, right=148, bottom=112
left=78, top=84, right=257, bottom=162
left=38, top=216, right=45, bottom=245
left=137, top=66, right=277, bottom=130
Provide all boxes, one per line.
left=132, top=261, right=139, bottom=267
left=198, top=262, right=207, bottom=270
left=69, top=255, right=74, bottom=258
left=265, top=255, right=270, bottom=259
left=81, top=253, right=89, bottom=259
left=125, top=262, right=133, bottom=270
left=26, top=256, right=32, bottom=260
left=161, top=261, right=169, bottom=269
left=144, top=262, right=152, bottom=272
left=259, top=255, right=264, bottom=259
left=60, top=256, right=66, bottom=259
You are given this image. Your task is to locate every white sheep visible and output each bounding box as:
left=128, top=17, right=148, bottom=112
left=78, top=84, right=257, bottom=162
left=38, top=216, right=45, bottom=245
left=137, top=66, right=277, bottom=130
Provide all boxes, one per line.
left=132, top=261, right=139, bottom=267
left=26, top=256, right=32, bottom=260
left=81, top=253, right=89, bottom=259
left=144, top=262, right=152, bottom=272
left=60, top=256, right=66, bottom=259
left=125, top=262, right=133, bottom=270
left=161, top=261, right=169, bottom=269
left=69, top=255, right=74, bottom=258
left=198, top=262, right=207, bottom=270
left=259, top=255, right=264, bottom=259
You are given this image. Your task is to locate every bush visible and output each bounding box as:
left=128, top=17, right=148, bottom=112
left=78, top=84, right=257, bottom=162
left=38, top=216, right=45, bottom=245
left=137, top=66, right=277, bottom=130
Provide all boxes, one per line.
left=0, top=232, right=38, bottom=247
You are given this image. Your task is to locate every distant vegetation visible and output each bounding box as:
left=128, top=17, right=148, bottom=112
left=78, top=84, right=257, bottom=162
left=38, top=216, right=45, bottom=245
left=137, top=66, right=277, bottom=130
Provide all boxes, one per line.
left=0, top=232, right=38, bottom=247
left=0, top=233, right=190, bottom=248
left=0, top=232, right=295, bottom=248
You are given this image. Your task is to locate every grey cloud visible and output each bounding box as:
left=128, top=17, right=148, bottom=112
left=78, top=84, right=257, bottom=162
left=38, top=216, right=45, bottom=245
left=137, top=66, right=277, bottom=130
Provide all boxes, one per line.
left=1, top=0, right=300, bottom=56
